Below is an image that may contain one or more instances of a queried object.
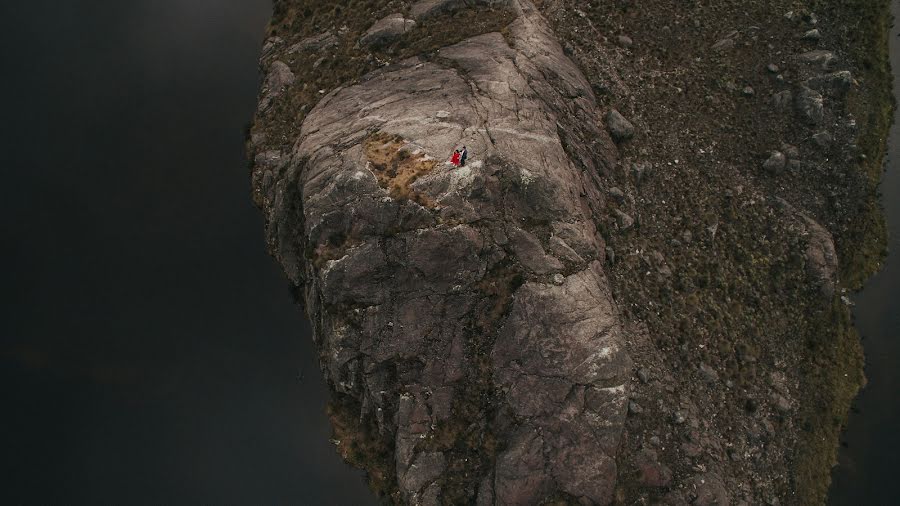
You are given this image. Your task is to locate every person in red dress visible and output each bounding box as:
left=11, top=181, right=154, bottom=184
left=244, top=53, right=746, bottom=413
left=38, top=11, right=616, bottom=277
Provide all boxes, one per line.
left=450, top=149, right=461, bottom=166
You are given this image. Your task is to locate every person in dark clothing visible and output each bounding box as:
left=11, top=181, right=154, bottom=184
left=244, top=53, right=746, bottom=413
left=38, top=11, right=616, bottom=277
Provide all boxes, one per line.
left=460, top=145, right=468, bottom=166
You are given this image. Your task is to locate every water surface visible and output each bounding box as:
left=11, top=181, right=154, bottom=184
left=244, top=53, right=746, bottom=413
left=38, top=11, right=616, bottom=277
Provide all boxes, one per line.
left=0, top=1, right=373, bottom=503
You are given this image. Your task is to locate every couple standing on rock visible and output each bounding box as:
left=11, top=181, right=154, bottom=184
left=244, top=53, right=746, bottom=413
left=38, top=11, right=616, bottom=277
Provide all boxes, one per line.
left=450, top=145, right=468, bottom=167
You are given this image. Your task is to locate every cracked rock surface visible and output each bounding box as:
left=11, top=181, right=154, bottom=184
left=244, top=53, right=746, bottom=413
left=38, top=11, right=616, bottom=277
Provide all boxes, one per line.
left=255, top=1, right=629, bottom=503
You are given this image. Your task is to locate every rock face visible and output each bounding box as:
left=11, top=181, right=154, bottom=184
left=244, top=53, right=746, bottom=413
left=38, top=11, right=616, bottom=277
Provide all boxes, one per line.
left=251, top=0, right=887, bottom=504
left=255, top=1, right=629, bottom=503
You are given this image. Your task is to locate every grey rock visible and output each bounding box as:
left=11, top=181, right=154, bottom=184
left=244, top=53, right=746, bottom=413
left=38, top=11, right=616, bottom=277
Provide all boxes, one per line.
left=615, top=209, right=635, bottom=230
left=634, top=449, right=673, bottom=487
left=287, top=31, right=338, bottom=54
left=608, top=186, right=626, bottom=202
left=636, top=368, right=650, bottom=383
left=772, top=90, right=793, bottom=110
left=711, top=38, right=735, bottom=52
left=259, top=61, right=295, bottom=111
left=688, top=473, right=730, bottom=505
left=629, top=400, right=643, bottom=415
left=795, top=86, right=825, bottom=124
left=359, top=13, right=416, bottom=47
left=777, top=200, right=839, bottom=297
left=410, top=0, right=466, bottom=20
left=812, top=131, right=833, bottom=148
left=798, top=49, right=838, bottom=70
left=802, top=215, right=839, bottom=297
left=682, top=442, right=703, bottom=458
left=606, top=109, right=635, bottom=142
left=548, top=235, right=585, bottom=265
left=617, top=34, right=634, bottom=48
left=803, top=28, right=821, bottom=41
left=673, top=410, right=687, bottom=425
left=762, top=151, right=786, bottom=174
left=508, top=227, right=564, bottom=274
left=632, top=161, right=652, bottom=181
left=742, top=86, right=755, bottom=96
left=780, top=143, right=800, bottom=160
left=260, top=36, right=284, bottom=61
left=766, top=63, right=780, bottom=73
left=400, top=452, right=446, bottom=494
left=806, top=70, right=853, bottom=96
left=699, top=363, right=720, bottom=383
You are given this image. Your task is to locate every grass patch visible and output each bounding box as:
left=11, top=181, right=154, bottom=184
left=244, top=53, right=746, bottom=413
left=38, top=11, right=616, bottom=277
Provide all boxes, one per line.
left=364, top=132, right=438, bottom=207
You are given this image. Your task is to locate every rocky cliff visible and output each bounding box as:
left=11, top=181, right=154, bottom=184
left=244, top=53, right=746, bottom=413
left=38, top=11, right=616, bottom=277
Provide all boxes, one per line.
left=249, top=0, right=891, bottom=504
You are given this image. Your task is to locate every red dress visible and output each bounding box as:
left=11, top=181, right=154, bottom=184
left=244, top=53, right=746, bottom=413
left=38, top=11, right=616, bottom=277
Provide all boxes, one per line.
left=450, top=151, right=461, bottom=166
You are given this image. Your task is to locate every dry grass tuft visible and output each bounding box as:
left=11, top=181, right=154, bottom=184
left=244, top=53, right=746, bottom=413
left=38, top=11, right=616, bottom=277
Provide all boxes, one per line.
left=364, top=132, right=438, bottom=207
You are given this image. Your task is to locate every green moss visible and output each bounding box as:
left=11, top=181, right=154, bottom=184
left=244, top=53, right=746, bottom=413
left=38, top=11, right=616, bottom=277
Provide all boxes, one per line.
left=813, top=0, right=894, bottom=288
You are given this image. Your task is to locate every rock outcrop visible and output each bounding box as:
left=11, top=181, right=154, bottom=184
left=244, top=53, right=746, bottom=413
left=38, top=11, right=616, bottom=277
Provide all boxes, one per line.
left=255, top=1, right=629, bottom=503
left=250, top=0, right=888, bottom=504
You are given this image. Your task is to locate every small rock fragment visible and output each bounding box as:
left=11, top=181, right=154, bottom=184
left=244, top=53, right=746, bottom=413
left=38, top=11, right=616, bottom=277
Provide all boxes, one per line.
left=632, top=161, right=652, bottom=181
left=772, top=90, right=793, bottom=109
left=798, top=49, right=838, bottom=70
left=689, top=473, right=730, bottom=506
left=766, top=63, right=780, bottom=73
left=617, top=34, right=634, bottom=48
left=806, top=70, right=853, bottom=96
left=682, top=442, right=703, bottom=458
left=712, top=38, right=735, bottom=52
left=772, top=393, right=792, bottom=413
left=763, top=151, right=787, bottom=174
left=813, top=131, right=833, bottom=148
left=699, top=363, right=720, bottom=383
left=803, top=28, right=821, bottom=41
left=608, top=186, right=626, bottom=202
left=780, top=143, right=800, bottom=160
left=637, top=368, right=651, bottom=383
left=606, top=109, right=635, bottom=142
left=614, top=209, right=635, bottom=230
left=795, top=86, right=825, bottom=124
left=634, top=449, right=673, bottom=487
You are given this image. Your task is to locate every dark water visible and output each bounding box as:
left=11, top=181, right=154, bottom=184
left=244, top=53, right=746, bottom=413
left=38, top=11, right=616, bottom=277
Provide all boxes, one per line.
left=828, top=2, right=900, bottom=504
left=0, top=1, right=373, bottom=503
